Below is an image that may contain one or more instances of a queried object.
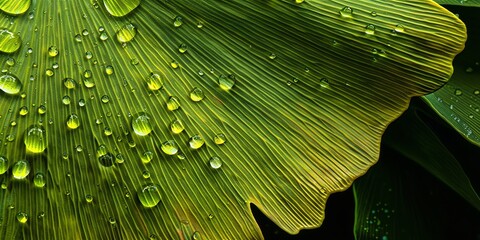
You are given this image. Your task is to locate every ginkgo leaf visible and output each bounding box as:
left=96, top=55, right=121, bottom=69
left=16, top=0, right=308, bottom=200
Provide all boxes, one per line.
left=0, top=0, right=465, bottom=239
left=424, top=5, right=480, bottom=147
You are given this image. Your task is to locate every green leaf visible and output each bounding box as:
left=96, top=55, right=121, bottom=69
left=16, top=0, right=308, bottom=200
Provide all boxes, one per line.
left=424, top=6, right=480, bottom=147
left=383, top=101, right=480, bottom=211
left=0, top=0, right=465, bottom=239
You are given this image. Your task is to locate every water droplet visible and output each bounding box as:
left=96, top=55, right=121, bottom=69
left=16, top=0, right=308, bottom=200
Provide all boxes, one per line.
left=142, top=170, right=151, bottom=179
left=339, top=6, right=353, bottom=18
left=132, top=112, right=153, bottom=136
left=192, top=231, right=201, bottom=240
left=37, top=105, right=46, bottom=114
left=170, top=60, right=179, bottom=69
left=394, top=24, right=405, bottom=33
left=85, top=194, right=93, bottom=203
left=218, top=74, right=236, bottom=91
left=209, top=156, right=222, bottom=169
left=138, top=184, right=162, bottom=208
left=67, top=114, right=80, bottom=129
left=105, top=65, right=114, bottom=75
left=178, top=43, right=188, bottom=53
left=0, top=73, right=22, bottom=95
left=108, top=217, right=116, bottom=224
left=365, top=24, right=375, bottom=35
left=268, top=53, right=276, bottom=60
left=173, top=16, right=183, bottom=27
left=131, top=58, right=139, bottom=65
left=146, top=72, right=164, bottom=90
left=85, top=51, right=93, bottom=60
left=454, top=89, right=463, bottom=96
left=142, top=151, right=154, bottom=163
left=63, top=78, right=77, bottom=89
left=6, top=57, right=15, bottom=67
left=6, top=134, right=15, bottom=142
left=12, top=160, right=30, bottom=179
left=473, top=89, right=479, bottom=95
left=62, top=95, right=71, bottom=105
left=33, top=172, right=46, bottom=188
left=117, top=23, right=136, bottom=43
left=190, top=88, right=205, bottom=102
left=0, top=29, right=22, bottom=53
left=19, top=106, right=28, bottom=116
left=16, top=212, right=28, bottom=223
left=371, top=11, right=377, bottom=17
left=74, top=34, right=82, bottom=42
left=188, top=135, right=205, bottom=149
left=99, top=152, right=115, bottom=167
left=48, top=46, right=59, bottom=57
left=170, top=119, right=185, bottom=134
left=104, top=127, right=113, bottom=136
left=78, top=99, right=86, bottom=107
left=99, top=32, right=108, bottom=41
left=295, top=0, right=304, bottom=3
left=213, top=133, right=226, bottom=145
left=24, top=125, right=47, bottom=153
left=52, top=62, right=59, bottom=69
left=0, top=156, right=8, bottom=174
left=101, top=95, right=110, bottom=103
left=320, top=78, right=330, bottom=89
left=84, top=78, right=95, bottom=88
left=82, top=29, right=89, bottom=36
left=45, top=69, right=54, bottom=77
left=161, top=140, right=178, bottom=155
left=166, top=96, right=181, bottom=111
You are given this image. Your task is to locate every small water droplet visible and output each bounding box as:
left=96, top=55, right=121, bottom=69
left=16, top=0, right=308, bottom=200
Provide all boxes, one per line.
left=218, top=74, right=236, bottom=91
left=365, top=24, right=375, bottom=35
left=48, top=46, right=59, bottom=57
left=12, top=160, right=30, bottom=179
left=104, top=127, right=113, bottom=136
left=24, top=125, right=47, bottom=153
left=178, top=43, right=188, bottom=53
left=339, top=6, right=353, bottom=18
left=85, top=194, right=93, bottom=203
left=0, top=156, right=8, bottom=174
left=170, top=119, right=185, bottom=134
left=105, top=65, right=114, bottom=75
left=146, top=72, right=164, bottom=90
left=474, top=89, right=479, bottom=95
left=394, top=24, right=405, bottom=33
left=209, top=156, right=222, bottom=169
left=190, top=88, right=205, bottom=102
left=85, top=51, right=93, bottom=60
left=67, top=114, right=80, bottom=129
left=63, top=78, right=77, bottom=89
left=138, top=184, right=162, bottom=208
left=371, top=11, right=377, bottom=17
left=188, top=135, right=205, bottom=149
left=117, top=23, right=136, bottom=43
left=99, top=32, right=108, bottom=41
left=142, top=151, right=154, bottom=164
left=82, top=29, right=89, bottom=36
left=101, top=95, right=110, bottom=103
left=213, top=133, right=226, bottom=145
left=62, top=95, right=71, bottom=105
left=19, top=106, right=28, bottom=116
left=16, top=212, right=28, bottom=223
left=142, top=170, right=151, bottom=179
left=173, top=16, right=183, bottom=27
left=99, top=152, right=115, bottom=167
left=170, top=60, right=178, bottom=69
left=161, top=140, right=178, bottom=155
left=38, top=105, right=46, bottom=115
left=320, top=78, right=330, bottom=89
left=167, top=96, right=181, bottom=111
left=132, top=112, right=153, bottom=136
left=33, top=172, right=46, bottom=188
left=74, top=34, right=82, bottom=42
left=454, top=89, right=463, bottom=96
left=45, top=68, right=54, bottom=77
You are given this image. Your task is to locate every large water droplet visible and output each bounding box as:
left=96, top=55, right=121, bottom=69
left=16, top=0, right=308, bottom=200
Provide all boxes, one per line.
left=12, top=160, right=30, bottom=179
left=141, top=151, right=154, bottom=163
left=116, top=23, right=136, bottom=43
left=24, top=125, right=47, bottom=153
left=99, top=152, right=115, bottom=167
left=0, top=29, right=21, bottom=53
left=104, top=0, right=140, bottom=17
left=137, top=184, right=162, bottom=208
left=132, top=112, right=153, bottom=136
left=161, top=140, right=178, bottom=155
left=0, top=73, right=22, bottom=95
left=0, top=0, right=31, bottom=15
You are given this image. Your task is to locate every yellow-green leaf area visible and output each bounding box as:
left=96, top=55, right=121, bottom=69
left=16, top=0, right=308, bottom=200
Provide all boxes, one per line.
left=0, top=0, right=30, bottom=15
left=0, top=0, right=465, bottom=239
left=104, top=0, right=141, bottom=17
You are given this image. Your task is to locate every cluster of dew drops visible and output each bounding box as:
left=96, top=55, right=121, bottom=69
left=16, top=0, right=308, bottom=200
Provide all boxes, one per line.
left=0, top=1, right=234, bottom=233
